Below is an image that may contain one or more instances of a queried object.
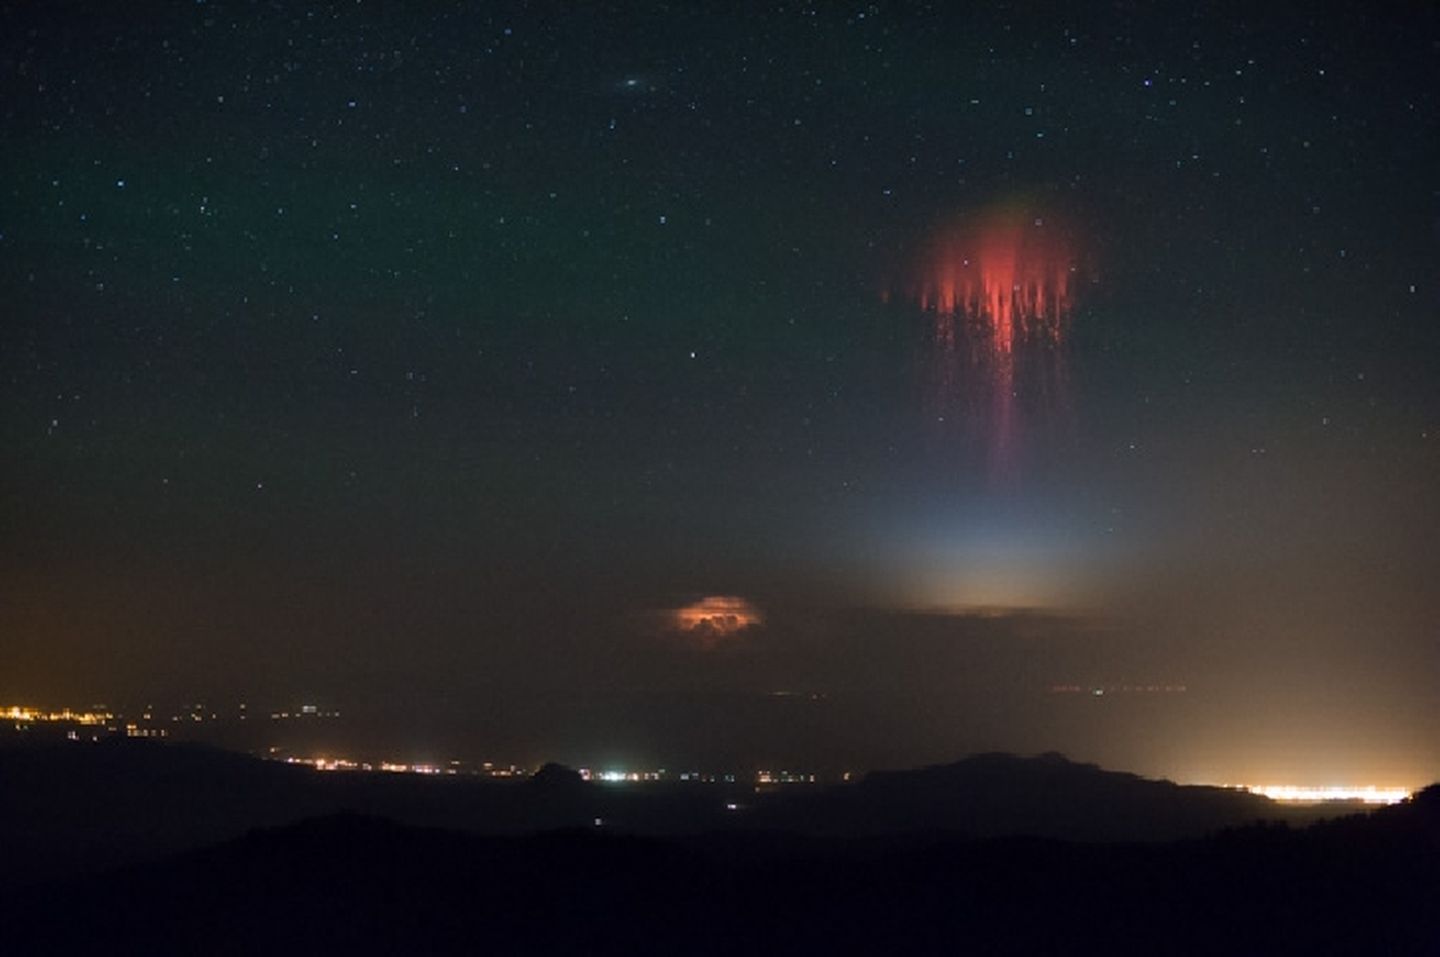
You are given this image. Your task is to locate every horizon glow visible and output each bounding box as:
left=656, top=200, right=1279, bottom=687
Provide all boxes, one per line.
left=1238, top=784, right=1412, bottom=805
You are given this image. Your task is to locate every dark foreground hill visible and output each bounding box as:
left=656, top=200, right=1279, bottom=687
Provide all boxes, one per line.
left=1, top=741, right=1299, bottom=888
left=753, top=751, right=1280, bottom=840
left=4, top=788, right=1439, bottom=956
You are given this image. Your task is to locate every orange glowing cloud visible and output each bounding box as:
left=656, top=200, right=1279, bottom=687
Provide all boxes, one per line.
left=669, top=595, right=764, bottom=646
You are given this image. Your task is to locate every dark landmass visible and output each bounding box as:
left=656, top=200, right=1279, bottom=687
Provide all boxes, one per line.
left=751, top=751, right=1281, bottom=840
left=3, top=740, right=1436, bottom=954
left=3, top=740, right=1287, bottom=884
left=4, top=791, right=1438, bottom=955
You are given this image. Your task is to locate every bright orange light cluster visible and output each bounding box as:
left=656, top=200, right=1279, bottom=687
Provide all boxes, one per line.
left=4, top=704, right=113, bottom=725
left=1242, top=785, right=1411, bottom=805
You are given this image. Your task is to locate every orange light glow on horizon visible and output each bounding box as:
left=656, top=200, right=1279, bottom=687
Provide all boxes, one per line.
left=1238, top=784, right=1412, bottom=805
left=4, top=704, right=113, bottom=725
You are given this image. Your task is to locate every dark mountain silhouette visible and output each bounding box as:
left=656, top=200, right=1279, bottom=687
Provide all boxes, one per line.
left=752, top=751, right=1281, bottom=841
left=528, top=760, right=586, bottom=789
left=0, top=740, right=772, bottom=885
left=0, top=740, right=1330, bottom=889
left=6, top=739, right=1436, bottom=954
left=3, top=789, right=1437, bottom=955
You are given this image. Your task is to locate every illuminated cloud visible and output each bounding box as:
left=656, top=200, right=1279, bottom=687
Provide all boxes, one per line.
left=667, top=595, right=764, bottom=647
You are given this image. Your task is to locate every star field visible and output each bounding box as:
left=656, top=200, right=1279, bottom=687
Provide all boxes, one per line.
left=2, top=1, right=1438, bottom=780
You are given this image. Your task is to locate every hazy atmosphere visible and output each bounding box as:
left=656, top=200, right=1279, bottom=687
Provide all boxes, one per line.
left=4, top=2, right=1438, bottom=786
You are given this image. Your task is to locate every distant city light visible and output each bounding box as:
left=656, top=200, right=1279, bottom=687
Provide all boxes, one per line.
left=8, top=701, right=1416, bottom=808
left=5, top=704, right=113, bottom=726
left=756, top=770, right=817, bottom=785
left=1048, top=684, right=1188, bottom=695
left=1239, top=785, right=1411, bottom=805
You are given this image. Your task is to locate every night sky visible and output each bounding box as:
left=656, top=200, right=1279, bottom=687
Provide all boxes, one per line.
left=3, top=2, right=1438, bottom=784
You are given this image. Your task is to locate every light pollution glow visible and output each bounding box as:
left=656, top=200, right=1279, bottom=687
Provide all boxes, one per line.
left=869, top=505, right=1113, bottom=613
left=4, top=704, right=113, bottom=725
left=1239, top=785, right=1412, bottom=805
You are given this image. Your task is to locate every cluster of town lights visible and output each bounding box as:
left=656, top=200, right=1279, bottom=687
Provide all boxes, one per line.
left=278, top=755, right=528, bottom=778
left=1242, top=785, right=1411, bottom=805
left=5, top=705, right=113, bottom=725
left=5, top=704, right=1421, bottom=806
